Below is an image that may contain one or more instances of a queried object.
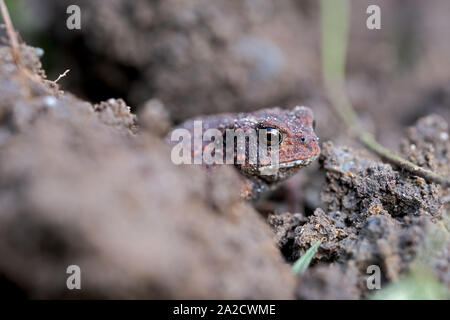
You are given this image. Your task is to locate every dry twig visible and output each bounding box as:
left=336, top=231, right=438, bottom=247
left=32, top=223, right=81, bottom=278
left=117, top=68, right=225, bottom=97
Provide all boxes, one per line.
left=321, top=0, right=449, bottom=188
left=53, top=69, right=70, bottom=84
left=326, top=82, right=450, bottom=188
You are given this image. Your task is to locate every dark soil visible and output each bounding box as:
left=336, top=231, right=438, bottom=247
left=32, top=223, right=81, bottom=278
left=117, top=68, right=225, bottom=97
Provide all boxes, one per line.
left=269, top=119, right=449, bottom=297
left=0, top=42, right=295, bottom=299
left=0, top=0, right=449, bottom=299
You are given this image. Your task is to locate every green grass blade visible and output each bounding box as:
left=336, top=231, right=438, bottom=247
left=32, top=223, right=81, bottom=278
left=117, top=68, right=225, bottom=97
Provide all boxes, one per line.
left=292, top=240, right=321, bottom=274
left=320, top=0, right=349, bottom=84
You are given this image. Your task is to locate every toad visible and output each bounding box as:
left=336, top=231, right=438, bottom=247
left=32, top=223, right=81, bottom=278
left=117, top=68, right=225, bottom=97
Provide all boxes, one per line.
left=168, top=106, right=320, bottom=199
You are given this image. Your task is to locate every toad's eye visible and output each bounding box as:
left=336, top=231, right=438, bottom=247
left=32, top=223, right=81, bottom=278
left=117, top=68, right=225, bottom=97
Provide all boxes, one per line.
left=260, top=127, right=283, bottom=147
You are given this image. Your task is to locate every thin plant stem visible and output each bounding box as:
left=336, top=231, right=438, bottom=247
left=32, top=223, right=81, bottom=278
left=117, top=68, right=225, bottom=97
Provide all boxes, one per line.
left=320, top=0, right=449, bottom=188
left=0, top=0, right=22, bottom=67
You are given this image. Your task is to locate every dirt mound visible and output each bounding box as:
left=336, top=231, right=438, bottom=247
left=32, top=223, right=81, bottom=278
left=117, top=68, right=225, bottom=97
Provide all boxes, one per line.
left=0, top=40, right=295, bottom=299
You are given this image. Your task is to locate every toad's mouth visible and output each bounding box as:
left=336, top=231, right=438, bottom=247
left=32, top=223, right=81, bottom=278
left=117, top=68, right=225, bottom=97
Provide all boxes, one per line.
left=257, top=154, right=319, bottom=172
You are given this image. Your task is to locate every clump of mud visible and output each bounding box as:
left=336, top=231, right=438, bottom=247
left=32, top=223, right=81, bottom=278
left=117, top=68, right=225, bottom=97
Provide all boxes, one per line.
left=269, top=115, right=449, bottom=298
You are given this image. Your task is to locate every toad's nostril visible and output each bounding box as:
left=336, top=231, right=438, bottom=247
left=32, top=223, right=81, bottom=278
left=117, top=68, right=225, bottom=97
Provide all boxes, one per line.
left=313, top=137, right=319, bottom=142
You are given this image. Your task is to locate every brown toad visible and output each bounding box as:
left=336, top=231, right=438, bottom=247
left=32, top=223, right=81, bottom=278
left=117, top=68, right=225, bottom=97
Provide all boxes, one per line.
left=169, top=106, right=320, bottom=199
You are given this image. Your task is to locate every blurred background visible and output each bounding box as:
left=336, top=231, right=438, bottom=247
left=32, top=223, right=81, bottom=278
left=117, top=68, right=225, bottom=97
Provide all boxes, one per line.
left=6, top=0, right=450, bottom=148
